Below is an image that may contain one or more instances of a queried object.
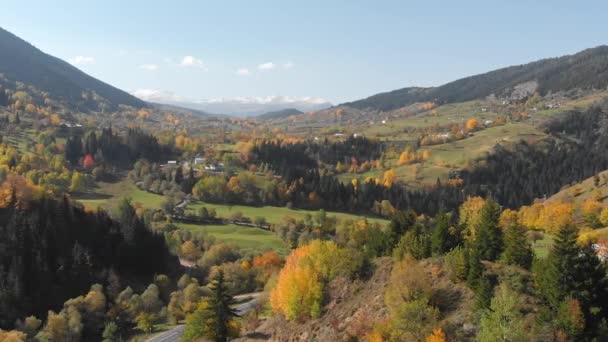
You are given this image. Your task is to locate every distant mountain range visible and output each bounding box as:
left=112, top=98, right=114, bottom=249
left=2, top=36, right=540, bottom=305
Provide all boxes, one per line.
left=0, top=27, right=144, bottom=112
left=131, top=90, right=331, bottom=118
left=342, top=46, right=608, bottom=111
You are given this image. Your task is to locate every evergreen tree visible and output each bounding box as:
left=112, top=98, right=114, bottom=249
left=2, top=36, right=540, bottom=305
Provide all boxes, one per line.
left=431, top=212, right=451, bottom=255
left=388, top=210, right=416, bottom=247
left=544, top=224, right=580, bottom=308
left=573, top=243, right=608, bottom=333
left=475, top=274, right=494, bottom=311
left=84, top=131, right=98, bottom=156
left=207, top=270, right=238, bottom=341
left=467, top=244, right=483, bottom=289
left=474, top=199, right=503, bottom=261
left=183, top=270, right=238, bottom=342
left=174, top=166, right=184, bottom=184
left=65, top=136, right=83, bottom=165
left=501, top=224, right=533, bottom=269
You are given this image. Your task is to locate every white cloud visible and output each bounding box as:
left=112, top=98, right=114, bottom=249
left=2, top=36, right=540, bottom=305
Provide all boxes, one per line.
left=179, top=55, right=205, bottom=69
left=140, top=64, right=159, bottom=71
left=236, top=68, right=250, bottom=76
left=130, top=89, right=182, bottom=102
left=69, top=56, right=95, bottom=65
left=283, top=61, right=294, bottom=70
left=258, top=62, right=276, bottom=70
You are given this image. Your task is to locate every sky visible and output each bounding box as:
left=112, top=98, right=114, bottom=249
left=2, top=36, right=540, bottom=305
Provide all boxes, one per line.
left=1, top=0, right=607, bottom=104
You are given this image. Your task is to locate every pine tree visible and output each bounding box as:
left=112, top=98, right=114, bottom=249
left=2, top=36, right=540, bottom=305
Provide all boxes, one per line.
left=474, top=199, right=503, bottom=261
left=573, top=243, right=608, bottom=333
left=388, top=210, right=417, bottom=248
left=546, top=224, right=580, bottom=307
left=501, top=224, right=533, bottom=269
left=206, top=270, right=238, bottom=341
left=475, top=274, right=494, bottom=311
left=431, top=212, right=451, bottom=255
left=467, top=245, right=483, bottom=289
left=174, top=166, right=184, bottom=184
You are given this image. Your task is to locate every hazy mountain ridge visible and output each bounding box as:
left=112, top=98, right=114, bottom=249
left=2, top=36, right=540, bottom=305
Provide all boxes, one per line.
left=135, top=95, right=331, bottom=118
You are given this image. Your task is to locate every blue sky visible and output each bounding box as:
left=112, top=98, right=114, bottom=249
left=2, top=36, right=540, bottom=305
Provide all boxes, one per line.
left=1, top=0, right=607, bottom=104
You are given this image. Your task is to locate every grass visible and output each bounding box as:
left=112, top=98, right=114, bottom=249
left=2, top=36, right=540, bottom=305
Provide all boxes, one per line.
left=185, top=201, right=389, bottom=226
left=76, top=180, right=168, bottom=213
left=177, top=223, right=287, bottom=254
left=532, top=232, right=554, bottom=259
left=338, top=122, right=547, bottom=188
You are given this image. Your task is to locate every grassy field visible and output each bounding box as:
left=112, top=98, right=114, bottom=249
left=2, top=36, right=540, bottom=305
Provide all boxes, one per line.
left=177, top=223, right=287, bottom=254
left=76, top=180, right=166, bottom=212
left=532, top=232, right=554, bottom=259
left=546, top=169, right=608, bottom=206
left=186, top=201, right=389, bottom=226
left=338, top=122, right=547, bottom=188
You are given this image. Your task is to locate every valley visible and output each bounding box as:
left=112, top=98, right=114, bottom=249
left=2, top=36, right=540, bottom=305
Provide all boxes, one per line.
left=1, top=13, right=608, bottom=342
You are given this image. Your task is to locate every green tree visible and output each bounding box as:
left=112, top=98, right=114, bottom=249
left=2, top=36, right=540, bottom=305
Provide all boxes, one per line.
left=135, top=312, right=156, bottom=334
left=536, top=224, right=580, bottom=308
left=478, top=283, right=526, bottom=342
left=183, top=270, right=238, bottom=341
left=467, top=245, right=483, bottom=289
left=431, top=212, right=451, bottom=255
left=474, top=199, right=503, bottom=261
left=501, top=224, right=533, bottom=269
left=475, top=274, right=494, bottom=311
left=102, top=321, right=118, bottom=342
left=388, top=210, right=416, bottom=247
left=70, top=172, right=87, bottom=193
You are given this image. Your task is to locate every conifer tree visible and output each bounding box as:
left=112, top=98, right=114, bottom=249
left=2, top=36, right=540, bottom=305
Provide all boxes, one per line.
left=467, top=245, right=483, bottom=289
left=431, top=212, right=451, bottom=255
left=474, top=199, right=503, bottom=261
left=501, top=224, right=533, bottom=269
left=475, top=274, right=494, bottom=311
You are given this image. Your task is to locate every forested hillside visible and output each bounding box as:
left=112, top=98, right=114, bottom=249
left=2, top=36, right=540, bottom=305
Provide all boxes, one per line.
left=344, top=46, right=608, bottom=111
left=0, top=27, right=144, bottom=112
left=0, top=175, right=175, bottom=329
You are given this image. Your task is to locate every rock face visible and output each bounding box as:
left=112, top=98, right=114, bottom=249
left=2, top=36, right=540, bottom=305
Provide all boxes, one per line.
left=236, top=258, right=393, bottom=342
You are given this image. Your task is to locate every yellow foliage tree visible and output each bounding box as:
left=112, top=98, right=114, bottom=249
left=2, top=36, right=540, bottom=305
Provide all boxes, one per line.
left=270, top=240, right=344, bottom=320
left=426, top=328, right=447, bottom=342
left=383, top=169, right=397, bottom=187
left=458, top=196, right=486, bottom=238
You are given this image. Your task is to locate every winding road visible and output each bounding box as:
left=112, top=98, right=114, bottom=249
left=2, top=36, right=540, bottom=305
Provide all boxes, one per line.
left=145, top=292, right=264, bottom=342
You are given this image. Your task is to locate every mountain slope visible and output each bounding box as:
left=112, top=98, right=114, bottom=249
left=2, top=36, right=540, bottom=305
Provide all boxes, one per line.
left=0, top=27, right=144, bottom=111
left=344, top=46, right=608, bottom=111
left=256, top=107, right=303, bottom=120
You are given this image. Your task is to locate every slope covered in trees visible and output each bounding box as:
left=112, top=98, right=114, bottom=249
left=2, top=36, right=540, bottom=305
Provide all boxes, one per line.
left=461, top=101, right=608, bottom=208
left=344, top=46, right=608, bottom=111
left=0, top=180, right=175, bottom=329
left=0, top=27, right=144, bottom=112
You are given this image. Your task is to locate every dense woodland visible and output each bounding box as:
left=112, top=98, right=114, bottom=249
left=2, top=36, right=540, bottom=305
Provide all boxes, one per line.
left=0, top=179, right=175, bottom=330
